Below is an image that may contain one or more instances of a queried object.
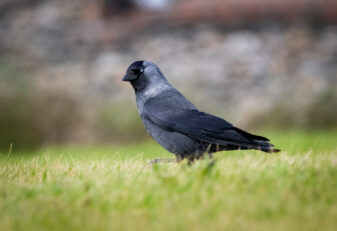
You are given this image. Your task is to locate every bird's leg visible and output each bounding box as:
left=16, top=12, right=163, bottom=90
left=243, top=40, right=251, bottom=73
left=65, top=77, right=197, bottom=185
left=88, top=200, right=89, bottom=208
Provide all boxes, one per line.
left=148, top=158, right=175, bottom=165
left=187, top=156, right=196, bottom=165
left=148, top=154, right=185, bottom=165
left=196, top=150, right=208, bottom=160
left=175, top=154, right=184, bottom=163
left=196, top=154, right=204, bottom=160
left=208, top=153, right=213, bottom=159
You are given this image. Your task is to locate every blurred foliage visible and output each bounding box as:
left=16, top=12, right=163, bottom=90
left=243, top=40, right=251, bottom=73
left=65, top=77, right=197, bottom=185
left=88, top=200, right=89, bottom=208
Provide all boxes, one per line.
left=0, top=95, right=43, bottom=150
left=0, top=61, right=42, bottom=150
left=0, top=92, right=88, bottom=150
left=252, top=88, right=337, bottom=130
left=305, top=89, right=337, bottom=129
left=97, top=102, right=147, bottom=142
left=0, top=61, right=86, bottom=150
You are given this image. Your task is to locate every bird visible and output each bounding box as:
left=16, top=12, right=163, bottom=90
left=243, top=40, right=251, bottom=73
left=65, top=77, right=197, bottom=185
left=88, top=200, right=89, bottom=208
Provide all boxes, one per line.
left=122, top=60, right=280, bottom=164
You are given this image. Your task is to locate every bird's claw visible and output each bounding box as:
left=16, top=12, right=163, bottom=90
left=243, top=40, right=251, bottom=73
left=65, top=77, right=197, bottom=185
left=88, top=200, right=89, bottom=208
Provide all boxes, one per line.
left=147, top=158, right=176, bottom=165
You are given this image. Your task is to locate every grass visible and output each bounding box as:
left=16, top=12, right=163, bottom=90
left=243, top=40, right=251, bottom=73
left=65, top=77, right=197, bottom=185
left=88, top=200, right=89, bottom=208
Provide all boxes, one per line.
left=0, top=130, right=336, bottom=231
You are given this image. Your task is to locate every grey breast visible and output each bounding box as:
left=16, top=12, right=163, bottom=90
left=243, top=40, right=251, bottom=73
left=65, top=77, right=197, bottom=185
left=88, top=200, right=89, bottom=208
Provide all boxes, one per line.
left=141, top=114, right=202, bottom=155
left=139, top=88, right=202, bottom=155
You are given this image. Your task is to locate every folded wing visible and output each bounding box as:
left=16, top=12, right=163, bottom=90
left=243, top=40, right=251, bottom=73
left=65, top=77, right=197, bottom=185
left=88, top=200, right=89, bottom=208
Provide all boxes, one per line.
left=143, top=99, right=279, bottom=153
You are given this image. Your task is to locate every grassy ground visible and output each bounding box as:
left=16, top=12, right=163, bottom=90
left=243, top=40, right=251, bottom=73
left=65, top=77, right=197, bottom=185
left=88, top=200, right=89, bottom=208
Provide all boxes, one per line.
left=0, top=130, right=336, bottom=231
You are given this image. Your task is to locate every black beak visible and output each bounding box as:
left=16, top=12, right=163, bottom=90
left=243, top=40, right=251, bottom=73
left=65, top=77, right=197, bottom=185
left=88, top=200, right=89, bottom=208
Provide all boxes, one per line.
left=122, top=71, right=140, bottom=82
left=122, top=74, right=129, bottom=81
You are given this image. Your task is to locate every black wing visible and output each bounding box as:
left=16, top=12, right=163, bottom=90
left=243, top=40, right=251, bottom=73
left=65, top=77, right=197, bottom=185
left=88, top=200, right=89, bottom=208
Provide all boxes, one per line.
left=143, top=98, right=278, bottom=152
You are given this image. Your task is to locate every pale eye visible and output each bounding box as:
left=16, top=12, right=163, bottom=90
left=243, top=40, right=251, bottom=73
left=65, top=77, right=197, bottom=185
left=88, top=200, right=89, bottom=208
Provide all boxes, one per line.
left=140, top=68, right=144, bottom=73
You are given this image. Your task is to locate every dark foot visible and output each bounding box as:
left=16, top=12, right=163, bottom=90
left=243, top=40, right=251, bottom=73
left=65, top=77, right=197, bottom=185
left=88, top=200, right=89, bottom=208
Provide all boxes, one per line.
left=176, top=154, right=184, bottom=163
left=208, top=153, right=213, bottom=159
left=187, top=157, right=196, bottom=165
left=188, top=153, right=213, bottom=165
left=147, top=158, right=175, bottom=165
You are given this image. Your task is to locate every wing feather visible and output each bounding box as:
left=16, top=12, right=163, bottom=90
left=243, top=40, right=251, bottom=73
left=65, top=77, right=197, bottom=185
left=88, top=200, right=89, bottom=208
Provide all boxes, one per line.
left=143, top=99, right=276, bottom=152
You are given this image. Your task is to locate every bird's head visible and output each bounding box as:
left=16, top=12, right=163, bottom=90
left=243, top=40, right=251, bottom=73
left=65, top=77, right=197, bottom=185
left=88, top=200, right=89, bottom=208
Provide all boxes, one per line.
left=123, top=60, right=169, bottom=91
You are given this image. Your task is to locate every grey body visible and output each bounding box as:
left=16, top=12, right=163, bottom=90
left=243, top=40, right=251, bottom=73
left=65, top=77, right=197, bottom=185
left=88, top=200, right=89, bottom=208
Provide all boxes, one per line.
left=123, top=60, right=279, bottom=161
left=137, top=88, right=205, bottom=156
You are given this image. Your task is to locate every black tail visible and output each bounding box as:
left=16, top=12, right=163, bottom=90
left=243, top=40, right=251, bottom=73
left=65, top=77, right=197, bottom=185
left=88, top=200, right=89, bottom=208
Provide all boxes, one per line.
left=259, top=146, right=281, bottom=153
left=233, top=127, right=281, bottom=153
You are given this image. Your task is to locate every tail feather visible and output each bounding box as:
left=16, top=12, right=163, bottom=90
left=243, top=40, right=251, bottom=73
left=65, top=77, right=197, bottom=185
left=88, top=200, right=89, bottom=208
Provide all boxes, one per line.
left=233, top=127, right=280, bottom=153
left=233, top=127, right=270, bottom=141
left=259, top=145, right=281, bottom=153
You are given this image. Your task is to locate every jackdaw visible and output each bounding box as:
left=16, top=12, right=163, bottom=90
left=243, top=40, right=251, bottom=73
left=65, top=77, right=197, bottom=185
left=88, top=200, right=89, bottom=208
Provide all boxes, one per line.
left=123, top=60, right=280, bottom=163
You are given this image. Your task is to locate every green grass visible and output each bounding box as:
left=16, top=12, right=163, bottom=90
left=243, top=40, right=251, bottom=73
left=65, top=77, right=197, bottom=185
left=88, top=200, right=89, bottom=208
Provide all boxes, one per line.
left=0, top=130, right=336, bottom=231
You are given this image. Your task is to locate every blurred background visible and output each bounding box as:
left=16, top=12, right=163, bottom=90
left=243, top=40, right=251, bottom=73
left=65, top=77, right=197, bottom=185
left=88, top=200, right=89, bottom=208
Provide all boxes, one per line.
left=0, top=0, right=336, bottom=150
